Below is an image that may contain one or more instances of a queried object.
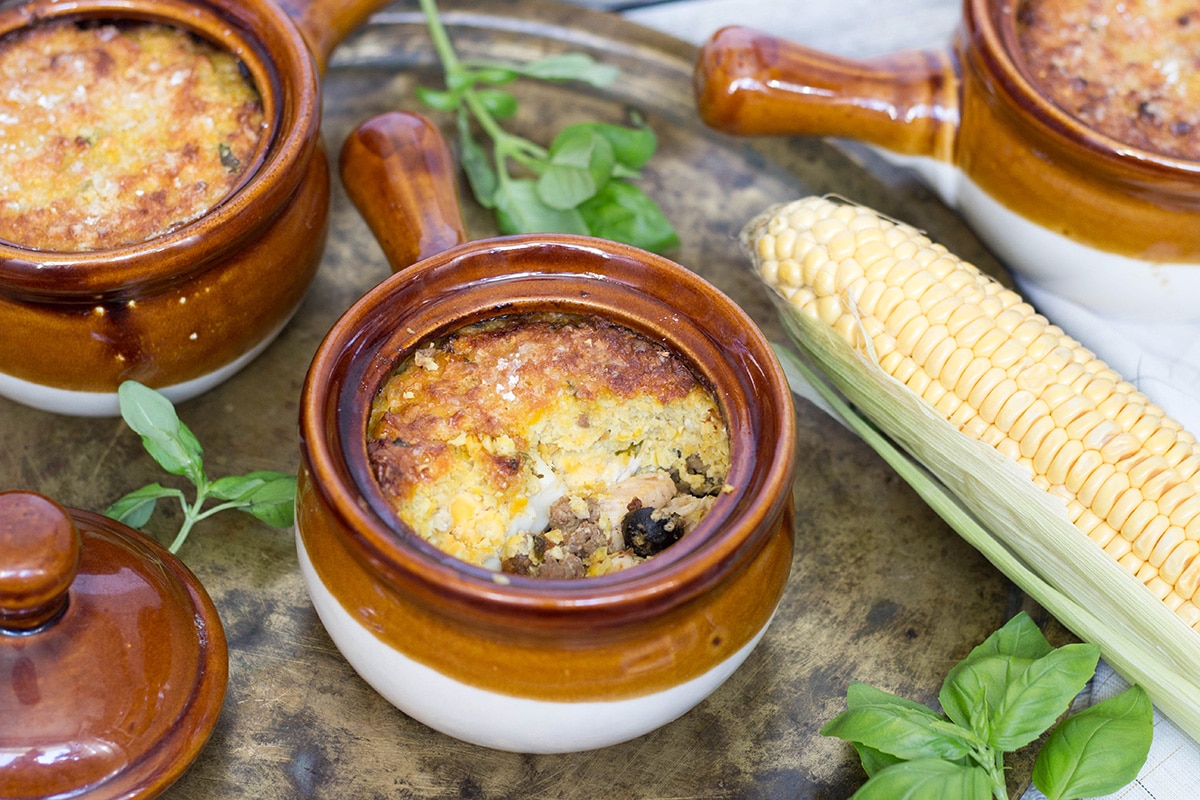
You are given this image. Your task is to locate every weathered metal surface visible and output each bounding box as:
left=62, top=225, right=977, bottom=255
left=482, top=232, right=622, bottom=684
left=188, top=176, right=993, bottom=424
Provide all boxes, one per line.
left=0, top=2, right=1063, bottom=796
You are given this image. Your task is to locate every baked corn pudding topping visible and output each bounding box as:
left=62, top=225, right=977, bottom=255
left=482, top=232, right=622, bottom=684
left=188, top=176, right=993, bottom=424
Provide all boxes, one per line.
left=0, top=20, right=265, bottom=251
left=1016, top=0, right=1200, bottom=159
left=367, top=313, right=732, bottom=579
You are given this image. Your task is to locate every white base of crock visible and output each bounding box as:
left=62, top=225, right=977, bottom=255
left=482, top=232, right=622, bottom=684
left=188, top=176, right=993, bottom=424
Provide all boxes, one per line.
left=0, top=314, right=293, bottom=417
left=296, top=529, right=769, bottom=753
left=874, top=149, right=1200, bottom=324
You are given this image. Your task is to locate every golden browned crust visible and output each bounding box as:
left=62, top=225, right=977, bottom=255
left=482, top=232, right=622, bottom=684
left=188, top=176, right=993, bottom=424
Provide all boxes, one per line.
left=0, top=20, right=264, bottom=251
left=368, top=313, right=731, bottom=578
left=1016, top=0, right=1200, bottom=160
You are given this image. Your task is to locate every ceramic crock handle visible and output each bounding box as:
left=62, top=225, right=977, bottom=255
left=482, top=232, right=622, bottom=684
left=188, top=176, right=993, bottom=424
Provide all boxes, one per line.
left=0, top=492, right=79, bottom=633
left=695, top=26, right=960, bottom=161
left=273, top=0, right=397, bottom=75
left=339, top=111, right=469, bottom=273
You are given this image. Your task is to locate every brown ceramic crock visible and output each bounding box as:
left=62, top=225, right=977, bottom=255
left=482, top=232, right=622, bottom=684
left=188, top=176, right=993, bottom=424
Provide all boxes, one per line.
left=294, top=112, right=797, bottom=752
left=0, top=491, right=227, bottom=799
left=694, top=0, right=1200, bottom=322
left=0, top=0, right=395, bottom=416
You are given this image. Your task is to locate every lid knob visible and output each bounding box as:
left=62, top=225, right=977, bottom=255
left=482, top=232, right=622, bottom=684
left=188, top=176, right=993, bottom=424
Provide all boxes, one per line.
left=0, top=490, right=81, bottom=632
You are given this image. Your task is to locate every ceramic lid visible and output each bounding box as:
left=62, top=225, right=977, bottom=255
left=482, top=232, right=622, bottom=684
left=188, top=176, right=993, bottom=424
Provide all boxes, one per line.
left=0, top=491, right=227, bottom=800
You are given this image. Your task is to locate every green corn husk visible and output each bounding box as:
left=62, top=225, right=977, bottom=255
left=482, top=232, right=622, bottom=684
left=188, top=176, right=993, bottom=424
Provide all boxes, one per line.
left=746, top=203, right=1200, bottom=742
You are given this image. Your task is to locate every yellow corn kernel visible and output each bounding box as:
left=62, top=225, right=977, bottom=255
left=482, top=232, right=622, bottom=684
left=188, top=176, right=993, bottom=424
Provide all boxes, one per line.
left=752, top=195, right=1200, bottom=633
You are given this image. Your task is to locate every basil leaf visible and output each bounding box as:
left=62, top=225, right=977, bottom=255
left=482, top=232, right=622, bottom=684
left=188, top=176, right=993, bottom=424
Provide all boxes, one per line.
left=456, top=112, right=497, bottom=208
left=458, top=65, right=517, bottom=87
left=1032, top=685, right=1153, bottom=800
left=209, top=470, right=292, bottom=500
left=415, top=86, right=461, bottom=112
left=516, top=52, right=618, bottom=86
left=988, top=643, right=1100, bottom=751
left=821, top=704, right=975, bottom=762
left=103, top=483, right=181, bottom=529
left=940, top=653, right=1033, bottom=736
left=494, top=179, right=589, bottom=236
left=938, top=613, right=1056, bottom=733
left=117, top=381, right=205, bottom=487
left=960, top=612, right=1053, bottom=666
left=537, top=127, right=615, bottom=210
left=475, top=88, right=518, bottom=120
left=851, top=758, right=991, bottom=800
left=847, top=680, right=940, bottom=714
left=583, top=121, right=658, bottom=171
left=853, top=742, right=906, bottom=779
left=578, top=180, right=680, bottom=253
left=211, top=471, right=297, bottom=528
left=842, top=682, right=945, bottom=777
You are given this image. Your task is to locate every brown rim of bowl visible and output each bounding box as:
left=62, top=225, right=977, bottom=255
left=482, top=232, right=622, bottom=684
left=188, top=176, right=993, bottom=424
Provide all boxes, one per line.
left=0, top=0, right=319, bottom=300
left=970, top=0, right=1200, bottom=175
left=299, top=235, right=797, bottom=631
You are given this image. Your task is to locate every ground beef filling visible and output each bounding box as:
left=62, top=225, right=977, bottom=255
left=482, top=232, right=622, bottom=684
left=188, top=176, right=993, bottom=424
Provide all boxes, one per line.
left=1015, top=0, right=1200, bottom=160
left=367, top=313, right=732, bottom=579
left=0, top=19, right=265, bottom=251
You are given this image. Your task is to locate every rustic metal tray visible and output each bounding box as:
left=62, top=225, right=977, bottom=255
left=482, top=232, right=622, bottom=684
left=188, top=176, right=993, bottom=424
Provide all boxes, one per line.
left=0, top=1, right=1061, bottom=796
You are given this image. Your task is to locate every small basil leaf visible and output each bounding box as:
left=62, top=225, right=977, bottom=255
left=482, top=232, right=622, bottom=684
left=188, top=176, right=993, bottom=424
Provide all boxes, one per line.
left=940, top=653, right=1032, bottom=735
left=537, top=127, right=615, bottom=209
left=242, top=495, right=296, bottom=528
left=583, top=121, right=658, bottom=170
left=117, top=381, right=205, bottom=486
left=840, top=682, right=950, bottom=776
left=853, top=742, right=905, bottom=779
left=210, top=471, right=297, bottom=527
left=103, top=483, right=181, bottom=529
left=415, top=86, right=461, bottom=112
left=536, top=161, right=596, bottom=209
left=459, top=65, right=517, bottom=86
left=475, top=88, right=518, bottom=120
left=851, top=759, right=992, bottom=800
left=988, top=643, right=1100, bottom=752
left=821, top=704, right=975, bottom=762
left=578, top=180, right=679, bottom=253
left=494, top=179, right=589, bottom=236
left=847, top=680, right=940, bottom=715
left=960, top=612, right=1053, bottom=667
left=208, top=470, right=293, bottom=500
left=456, top=112, right=497, bottom=208
left=1032, top=685, right=1152, bottom=800
left=516, top=52, right=618, bottom=86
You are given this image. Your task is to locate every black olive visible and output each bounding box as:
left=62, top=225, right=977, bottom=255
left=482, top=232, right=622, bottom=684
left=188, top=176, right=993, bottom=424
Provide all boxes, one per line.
left=622, top=507, right=684, bottom=558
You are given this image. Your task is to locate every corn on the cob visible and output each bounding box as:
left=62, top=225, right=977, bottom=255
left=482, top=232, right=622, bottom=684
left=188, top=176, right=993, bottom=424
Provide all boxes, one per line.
left=749, top=195, right=1200, bottom=633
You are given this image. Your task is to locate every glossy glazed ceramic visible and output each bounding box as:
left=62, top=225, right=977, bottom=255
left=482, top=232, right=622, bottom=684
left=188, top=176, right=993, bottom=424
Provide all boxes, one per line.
left=0, top=491, right=227, bottom=799
left=296, top=112, right=797, bottom=752
left=0, top=0, right=394, bottom=416
left=694, top=0, right=1200, bottom=322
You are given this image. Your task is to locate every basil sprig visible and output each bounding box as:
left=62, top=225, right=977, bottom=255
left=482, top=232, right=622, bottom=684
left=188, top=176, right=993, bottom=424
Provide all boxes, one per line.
left=823, top=612, right=1153, bottom=800
left=415, top=0, right=679, bottom=254
left=104, top=380, right=296, bottom=554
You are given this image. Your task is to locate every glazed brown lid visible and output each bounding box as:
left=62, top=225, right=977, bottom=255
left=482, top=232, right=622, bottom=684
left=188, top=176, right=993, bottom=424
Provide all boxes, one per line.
left=0, top=491, right=227, bottom=800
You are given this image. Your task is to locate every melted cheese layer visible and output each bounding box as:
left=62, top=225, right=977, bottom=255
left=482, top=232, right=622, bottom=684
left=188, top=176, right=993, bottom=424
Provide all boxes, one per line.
left=0, top=20, right=265, bottom=251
